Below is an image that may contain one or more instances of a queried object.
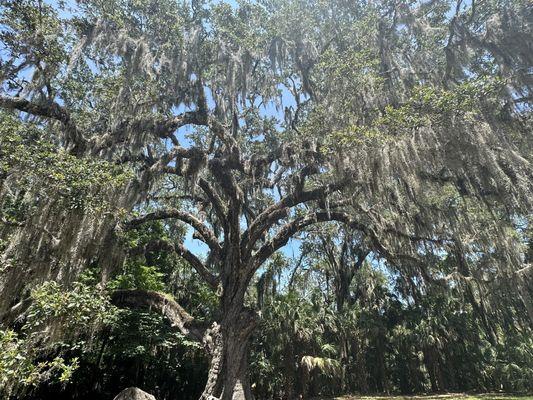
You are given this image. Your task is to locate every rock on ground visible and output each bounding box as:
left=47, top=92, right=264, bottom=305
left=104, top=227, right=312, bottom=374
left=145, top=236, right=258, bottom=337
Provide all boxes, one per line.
left=113, top=387, right=156, bottom=400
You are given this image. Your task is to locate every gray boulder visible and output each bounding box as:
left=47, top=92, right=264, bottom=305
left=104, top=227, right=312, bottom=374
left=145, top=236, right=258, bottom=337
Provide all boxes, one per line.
left=113, top=387, right=156, bottom=400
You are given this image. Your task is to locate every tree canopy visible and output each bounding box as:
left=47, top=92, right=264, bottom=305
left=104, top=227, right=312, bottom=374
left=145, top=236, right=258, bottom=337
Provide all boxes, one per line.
left=0, top=0, right=531, bottom=399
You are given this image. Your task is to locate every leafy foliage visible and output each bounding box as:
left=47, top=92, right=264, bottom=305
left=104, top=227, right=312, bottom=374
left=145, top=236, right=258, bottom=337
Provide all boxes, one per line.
left=0, top=112, right=132, bottom=214
left=0, top=277, right=114, bottom=398
left=0, top=0, right=531, bottom=399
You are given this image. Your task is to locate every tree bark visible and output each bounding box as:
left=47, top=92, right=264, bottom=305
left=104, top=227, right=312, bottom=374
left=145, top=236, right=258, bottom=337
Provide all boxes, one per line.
left=200, top=309, right=256, bottom=400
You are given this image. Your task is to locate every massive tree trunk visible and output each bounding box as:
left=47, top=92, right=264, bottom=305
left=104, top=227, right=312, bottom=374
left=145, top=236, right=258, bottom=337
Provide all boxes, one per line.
left=201, top=307, right=256, bottom=400
left=112, top=285, right=257, bottom=400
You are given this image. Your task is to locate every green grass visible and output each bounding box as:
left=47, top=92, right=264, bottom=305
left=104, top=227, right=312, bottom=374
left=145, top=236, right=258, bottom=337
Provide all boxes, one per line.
left=322, top=394, right=533, bottom=400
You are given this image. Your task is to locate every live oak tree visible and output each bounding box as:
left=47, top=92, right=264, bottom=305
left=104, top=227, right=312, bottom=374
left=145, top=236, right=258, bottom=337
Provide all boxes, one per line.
left=0, top=0, right=531, bottom=399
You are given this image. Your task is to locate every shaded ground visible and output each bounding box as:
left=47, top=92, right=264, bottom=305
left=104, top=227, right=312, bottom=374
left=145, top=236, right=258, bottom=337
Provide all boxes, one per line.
left=320, top=394, right=533, bottom=400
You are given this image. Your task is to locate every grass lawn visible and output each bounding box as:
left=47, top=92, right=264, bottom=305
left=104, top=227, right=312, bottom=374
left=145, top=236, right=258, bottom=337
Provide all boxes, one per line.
left=320, top=394, right=533, bottom=400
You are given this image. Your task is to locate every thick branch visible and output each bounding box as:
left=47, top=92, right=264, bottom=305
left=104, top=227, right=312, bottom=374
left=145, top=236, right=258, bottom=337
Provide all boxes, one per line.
left=208, top=158, right=244, bottom=201
left=111, top=289, right=205, bottom=342
left=243, top=179, right=348, bottom=258
left=251, top=211, right=350, bottom=268
left=151, top=146, right=206, bottom=174
left=208, top=116, right=239, bottom=153
left=130, top=239, right=219, bottom=289
left=0, top=95, right=85, bottom=154
left=208, top=158, right=244, bottom=269
left=251, top=210, right=400, bottom=273
left=92, top=110, right=208, bottom=153
left=125, top=209, right=222, bottom=256
left=198, top=177, right=229, bottom=236
left=175, top=242, right=220, bottom=289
